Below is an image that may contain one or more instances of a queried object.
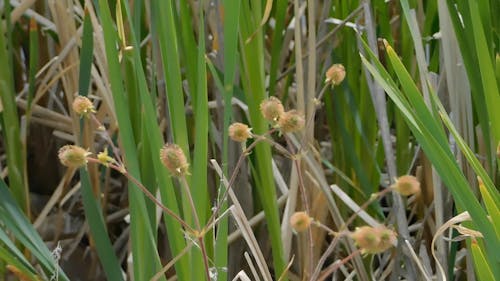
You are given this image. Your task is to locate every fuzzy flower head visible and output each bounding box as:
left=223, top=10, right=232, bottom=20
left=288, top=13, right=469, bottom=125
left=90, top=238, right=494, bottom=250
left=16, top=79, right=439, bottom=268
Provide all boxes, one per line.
left=229, top=122, right=252, bottom=142
left=325, top=64, right=346, bottom=86
left=58, top=145, right=91, bottom=168
left=290, top=211, right=312, bottom=233
left=278, top=110, right=305, bottom=133
left=351, top=225, right=396, bottom=254
left=260, top=97, right=285, bottom=123
left=72, top=96, right=96, bottom=117
left=160, top=144, right=189, bottom=177
left=391, top=175, right=421, bottom=196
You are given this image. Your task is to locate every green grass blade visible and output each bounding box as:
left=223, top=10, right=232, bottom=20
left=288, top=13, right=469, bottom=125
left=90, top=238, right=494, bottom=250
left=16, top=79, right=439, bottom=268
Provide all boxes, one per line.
left=80, top=169, right=124, bottom=281
left=0, top=13, right=28, bottom=215
left=216, top=1, right=241, bottom=279
left=0, top=179, right=69, bottom=281
left=239, top=1, right=286, bottom=278
left=97, top=1, right=164, bottom=279
left=466, top=0, right=500, bottom=144
left=471, top=241, right=495, bottom=281
left=78, top=7, right=94, bottom=97
left=360, top=39, right=500, bottom=267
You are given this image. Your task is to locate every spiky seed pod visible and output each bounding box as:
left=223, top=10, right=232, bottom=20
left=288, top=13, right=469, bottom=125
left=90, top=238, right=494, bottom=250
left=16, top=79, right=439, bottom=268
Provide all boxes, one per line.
left=278, top=110, right=305, bottom=133
left=58, top=145, right=91, bottom=168
left=72, top=96, right=95, bottom=117
left=325, top=64, right=346, bottom=86
left=290, top=211, right=312, bottom=233
left=260, top=96, right=285, bottom=123
left=228, top=122, right=252, bottom=142
left=160, top=144, right=189, bottom=177
left=391, top=175, right=421, bottom=196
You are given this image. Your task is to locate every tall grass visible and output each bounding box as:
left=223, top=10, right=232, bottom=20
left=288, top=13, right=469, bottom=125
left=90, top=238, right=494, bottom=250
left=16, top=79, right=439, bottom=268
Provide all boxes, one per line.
left=0, top=1, right=498, bottom=280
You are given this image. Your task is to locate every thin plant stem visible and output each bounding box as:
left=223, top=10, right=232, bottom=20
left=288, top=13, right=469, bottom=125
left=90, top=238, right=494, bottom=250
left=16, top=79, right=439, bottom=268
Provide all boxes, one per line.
left=285, top=135, right=314, bottom=279
left=317, top=249, right=362, bottom=281
left=86, top=158, right=194, bottom=233
left=204, top=129, right=276, bottom=231
left=180, top=176, right=211, bottom=281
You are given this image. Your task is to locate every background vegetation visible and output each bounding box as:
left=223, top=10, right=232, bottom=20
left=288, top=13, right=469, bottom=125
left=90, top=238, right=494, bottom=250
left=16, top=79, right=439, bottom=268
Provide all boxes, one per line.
left=0, top=0, right=498, bottom=280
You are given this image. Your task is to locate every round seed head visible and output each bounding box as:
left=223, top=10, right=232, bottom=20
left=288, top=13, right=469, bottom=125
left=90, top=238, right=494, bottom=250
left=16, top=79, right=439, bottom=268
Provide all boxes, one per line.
left=260, top=97, right=285, bottom=123
left=229, top=122, right=252, bottom=142
left=375, top=226, right=397, bottom=253
left=160, top=144, right=189, bottom=177
left=391, top=175, right=421, bottom=196
left=351, top=226, right=380, bottom=254
left=72, top=96, right=95, bottom=117
left=325, top=64, right=346, bottom=86
left=290, top=211, right=312, bottom=233
left=58, top=145, right=90, bottom=168
left=278, top=110, right=305, bottom=133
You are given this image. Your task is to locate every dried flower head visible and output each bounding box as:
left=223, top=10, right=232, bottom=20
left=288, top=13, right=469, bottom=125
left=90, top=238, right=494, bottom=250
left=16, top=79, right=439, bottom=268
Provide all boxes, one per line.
left=160, top=144, right=189, bottom=177
left=260, top=97, right=285, bottom=123
left=72, top=96, right=95, bottom=117
left=58, top=145, right=91, bottom=168
left=351, top=225, right=396, bottom=254
left=391, top=175, right=421, bottom=196
left=278, top=110, right=305, bottom=133
left=290, top=211, right=312, bottom=233
left=229, top=122, right=252, bottom=142
left=325, top=64, right=346, bottom=86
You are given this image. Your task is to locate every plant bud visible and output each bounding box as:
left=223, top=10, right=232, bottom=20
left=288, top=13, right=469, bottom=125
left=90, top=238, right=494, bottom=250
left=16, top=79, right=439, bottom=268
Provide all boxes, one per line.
left=58, top=145, right=91, bottom=168
left=290, top=211, right=312, bottom=233
left=229, top=122, right=252, bottom=142
left=278, top=110, right=305, bottom=133
left=260, top=96, right=285, bottom=123
left=391, top=175, right=420, bottom=196
left=325, top=64, right=346, bottom=86
left=72, top=96, right=95, bottom=117
left=160, top=144, right=189, bottom=177
left=351, top=225, right=396, bottom=254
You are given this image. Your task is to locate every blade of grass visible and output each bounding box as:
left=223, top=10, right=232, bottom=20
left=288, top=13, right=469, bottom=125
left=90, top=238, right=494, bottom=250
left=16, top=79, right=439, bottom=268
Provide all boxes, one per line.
left=0, top=179, right=69, bottom=281
left=119, top=1, right=198, bottom=279
left=79, top=169, right=124, bottom=281
left=0, top=10, right=29, bottom=215
left=470, top=241, right=495, bottom=281
left=360, top=39, right=500, bottom=268
left=239, top=1, right=287, bottom=278
left=216, top=1, right=241, bottom=280
left=97, top=1, right=164, bottom=279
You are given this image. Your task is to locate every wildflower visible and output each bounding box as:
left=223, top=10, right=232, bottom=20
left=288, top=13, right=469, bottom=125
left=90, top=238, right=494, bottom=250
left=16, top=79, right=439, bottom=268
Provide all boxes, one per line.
left=72, top=95, right=96, bottom=117
left=391, top=175, right=420, bottom=196
left=351, top=225, right=396, bottom=254
left=290, top=211, right=312, bottom=233
left=260, top=96, right=285, bottom=123
left=229, top=122, right=252, bottom=142
left=97, top=148, right=116, bottom=167
left=325, top=64, right=346, bottom=86
left=58, top=145, right=91, bottom=168
left=160, top=144, right=189, bottom=177
left=278, top=110, right=305, bottom=133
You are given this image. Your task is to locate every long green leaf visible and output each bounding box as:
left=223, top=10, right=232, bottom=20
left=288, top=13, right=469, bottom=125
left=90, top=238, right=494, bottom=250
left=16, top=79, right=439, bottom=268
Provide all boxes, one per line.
left=97, top=1, right=163, bottom=280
